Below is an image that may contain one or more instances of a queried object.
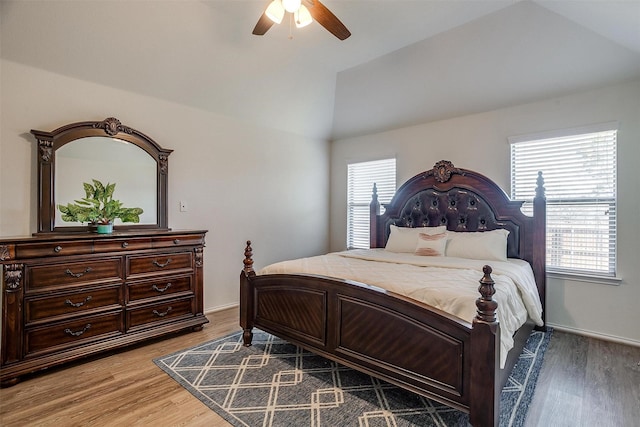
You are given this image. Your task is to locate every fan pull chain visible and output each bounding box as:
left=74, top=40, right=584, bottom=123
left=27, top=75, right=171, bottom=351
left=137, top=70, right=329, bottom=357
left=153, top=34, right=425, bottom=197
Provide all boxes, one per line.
left=288, top=13, right=293, bottom=39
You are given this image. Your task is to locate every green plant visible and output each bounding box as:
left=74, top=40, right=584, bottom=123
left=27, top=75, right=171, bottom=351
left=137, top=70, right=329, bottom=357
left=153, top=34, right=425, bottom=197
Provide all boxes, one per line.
left=58, top=179, right=143, bottom=225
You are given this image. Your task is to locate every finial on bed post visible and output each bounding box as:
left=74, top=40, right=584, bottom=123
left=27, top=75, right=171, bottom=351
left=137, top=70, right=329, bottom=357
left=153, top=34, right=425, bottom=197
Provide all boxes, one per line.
left=243, top=240, right=254, bottom=274
left=475, top=265, right=498, bottom=323
left=370, top=183, right=380, bottom=215
left=535, top=171, right=545, bottom=199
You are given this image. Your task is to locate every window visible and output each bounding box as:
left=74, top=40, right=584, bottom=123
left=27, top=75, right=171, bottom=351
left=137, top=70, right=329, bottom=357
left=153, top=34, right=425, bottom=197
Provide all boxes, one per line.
left=510, top=124, right=617, bottom=277
left=347, top=158, right=396, bottom=249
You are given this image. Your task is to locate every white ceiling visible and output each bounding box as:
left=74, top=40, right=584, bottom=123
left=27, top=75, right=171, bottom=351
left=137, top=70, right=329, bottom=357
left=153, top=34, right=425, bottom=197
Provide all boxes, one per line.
left=2, top=0, right=639, bottom=140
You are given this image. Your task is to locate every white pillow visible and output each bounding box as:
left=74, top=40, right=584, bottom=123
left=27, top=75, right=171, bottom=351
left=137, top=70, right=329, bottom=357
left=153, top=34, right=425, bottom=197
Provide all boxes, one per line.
left=385, top=225, right=447, bottom=253
left=445, top=229, right=510, bottom=261
left=414, top=232, right=447, bottom=256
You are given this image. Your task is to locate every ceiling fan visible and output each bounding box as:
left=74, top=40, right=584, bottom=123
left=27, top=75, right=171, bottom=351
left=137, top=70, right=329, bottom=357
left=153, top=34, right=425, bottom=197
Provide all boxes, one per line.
left=253, top=0, right=351, bottom=41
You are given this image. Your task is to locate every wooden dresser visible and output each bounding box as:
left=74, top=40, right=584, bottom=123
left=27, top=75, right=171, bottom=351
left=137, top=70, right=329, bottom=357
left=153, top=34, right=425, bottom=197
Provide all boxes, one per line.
left=0, top=229, right=208, bottom=387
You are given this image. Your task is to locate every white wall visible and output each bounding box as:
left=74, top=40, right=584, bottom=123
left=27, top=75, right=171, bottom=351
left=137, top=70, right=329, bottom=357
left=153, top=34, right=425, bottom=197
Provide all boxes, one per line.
left=0, top=60, right=330, bottom=312
left=330, top=80, right=640, bottom=346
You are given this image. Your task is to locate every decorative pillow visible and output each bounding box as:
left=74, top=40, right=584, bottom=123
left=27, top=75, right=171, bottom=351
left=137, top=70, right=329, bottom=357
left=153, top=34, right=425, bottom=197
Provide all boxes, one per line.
left=414, top=232, right=447, bottom=256
left=445, top=229, right=510, bottom=261
left=385, top=225, right=447, bottom=253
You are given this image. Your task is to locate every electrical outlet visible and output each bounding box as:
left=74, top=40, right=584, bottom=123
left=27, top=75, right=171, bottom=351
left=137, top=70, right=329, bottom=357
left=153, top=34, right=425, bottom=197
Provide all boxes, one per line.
left=180, top=201, right=188, bottom=212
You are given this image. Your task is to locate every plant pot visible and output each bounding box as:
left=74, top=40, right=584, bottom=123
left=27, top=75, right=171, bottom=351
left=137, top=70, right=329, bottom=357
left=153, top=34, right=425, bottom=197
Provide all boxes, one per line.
left=96, top=223, right=113, bottom=234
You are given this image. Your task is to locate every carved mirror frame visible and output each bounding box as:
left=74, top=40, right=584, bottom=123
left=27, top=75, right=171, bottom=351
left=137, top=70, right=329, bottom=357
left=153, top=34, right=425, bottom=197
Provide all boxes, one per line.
left=32, top=117, right=172, bottom=234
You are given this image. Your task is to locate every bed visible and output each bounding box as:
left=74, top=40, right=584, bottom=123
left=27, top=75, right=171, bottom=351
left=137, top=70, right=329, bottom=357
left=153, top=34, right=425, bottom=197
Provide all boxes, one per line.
left=240, top=160, right=546, bottom=426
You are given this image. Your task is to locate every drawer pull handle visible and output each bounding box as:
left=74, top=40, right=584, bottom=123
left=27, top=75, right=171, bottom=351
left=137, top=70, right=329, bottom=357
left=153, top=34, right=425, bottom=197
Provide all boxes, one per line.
left=54, top=246, right=62, bottom=253
left=65, top=295, right=93, bottom=308
left=152, top=307, right=172, bottom=317
left=122, top=242, right=129, bottom=248
left=152, top=258, right=172, bottom=268
left=64, top=324, right=91, bottom=337
left=152, top=283, right=172, bottom=293
left=65, top=267, right=93, bottom=278
left=173, top=239, right=181, bottom=245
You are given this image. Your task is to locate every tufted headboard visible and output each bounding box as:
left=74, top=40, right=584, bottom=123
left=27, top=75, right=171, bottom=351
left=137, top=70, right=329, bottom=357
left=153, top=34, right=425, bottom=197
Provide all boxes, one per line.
left=389, top=187, right=524, bottom=258
left=369, top=160, right=547, bottom=312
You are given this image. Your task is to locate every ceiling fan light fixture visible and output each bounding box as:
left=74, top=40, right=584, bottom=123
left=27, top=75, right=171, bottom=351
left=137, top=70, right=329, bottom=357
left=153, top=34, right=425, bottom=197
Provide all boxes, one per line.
left=253, top=0, right=351, bottom=40
left=295, top=5, right=313, bottom=28
left=282, top=0, right=302, bottom=13
left=265, top=0, right=285, bottom=24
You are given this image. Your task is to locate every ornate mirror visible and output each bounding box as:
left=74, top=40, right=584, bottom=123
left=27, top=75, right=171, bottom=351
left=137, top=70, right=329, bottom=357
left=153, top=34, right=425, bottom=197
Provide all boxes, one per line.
left=32, top=117, right=172, bottom=233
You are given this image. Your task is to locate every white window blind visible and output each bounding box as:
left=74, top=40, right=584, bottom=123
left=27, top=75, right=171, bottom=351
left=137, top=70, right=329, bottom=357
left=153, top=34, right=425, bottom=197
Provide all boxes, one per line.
left=510, top=126, right=617, bottom=276
left=347, top=158, right=396, bottom=249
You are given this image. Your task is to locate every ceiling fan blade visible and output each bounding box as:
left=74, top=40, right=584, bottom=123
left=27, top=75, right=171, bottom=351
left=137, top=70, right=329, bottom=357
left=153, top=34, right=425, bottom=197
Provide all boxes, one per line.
left=253, top=12, right=275, bottom=35
left=304, top=0, right=351, bottom=40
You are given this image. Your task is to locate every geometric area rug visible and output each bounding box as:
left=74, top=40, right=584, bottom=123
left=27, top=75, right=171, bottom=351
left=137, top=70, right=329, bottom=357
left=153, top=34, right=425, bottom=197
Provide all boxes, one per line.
left=154, top=328, right=552, bottom=427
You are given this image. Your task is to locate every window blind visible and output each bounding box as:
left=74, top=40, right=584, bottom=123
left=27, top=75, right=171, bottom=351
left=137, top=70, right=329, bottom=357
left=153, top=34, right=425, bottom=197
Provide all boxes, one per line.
left=511, top=127, right=617, bottom=276
left=347, top=158, right=396, bottom=249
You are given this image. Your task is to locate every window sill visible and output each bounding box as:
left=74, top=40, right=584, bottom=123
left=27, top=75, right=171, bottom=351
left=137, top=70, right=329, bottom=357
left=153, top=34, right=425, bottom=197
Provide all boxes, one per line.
left=547, top=271, right=622, bottom=286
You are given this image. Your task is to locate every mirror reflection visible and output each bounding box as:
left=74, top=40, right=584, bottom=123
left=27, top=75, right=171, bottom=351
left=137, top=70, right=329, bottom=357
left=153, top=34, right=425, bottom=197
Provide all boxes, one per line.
left=55, top=137, right=157, bottom=227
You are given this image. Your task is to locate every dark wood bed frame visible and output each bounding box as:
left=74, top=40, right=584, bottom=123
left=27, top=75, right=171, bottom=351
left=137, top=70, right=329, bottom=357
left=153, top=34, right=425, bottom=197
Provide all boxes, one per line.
left=240, top=160, right=546, bottom=427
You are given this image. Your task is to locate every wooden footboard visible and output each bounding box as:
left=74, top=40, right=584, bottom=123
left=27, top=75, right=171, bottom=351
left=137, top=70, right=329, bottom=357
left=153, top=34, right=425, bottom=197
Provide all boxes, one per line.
left=240, top=241, right=501, bottom=427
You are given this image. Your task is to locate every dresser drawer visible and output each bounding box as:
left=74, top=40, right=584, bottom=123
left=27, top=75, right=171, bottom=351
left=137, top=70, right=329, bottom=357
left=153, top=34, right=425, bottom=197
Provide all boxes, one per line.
left=27, top=258, right=122, bottom=291
left=126, top=251, right=193, bottom=278
left=16, top=240, right=94, bottom=259
left=127, top=275, right=192, bottom=302
left=153, top=234, right=204, bottom=249
left=25, top=311, right=124, bottom=356
left=94, top=238, right=153, bottom=253
left=25, top=285, right=123, bottom=323
left=126, top=297, right=194, bottom=330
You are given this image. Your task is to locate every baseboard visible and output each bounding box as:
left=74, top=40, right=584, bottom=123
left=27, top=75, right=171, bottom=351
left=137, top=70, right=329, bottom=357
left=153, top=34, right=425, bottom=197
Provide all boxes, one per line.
left=547, top=322, right=640, bottom=348
left=204, top=302, right=239, bottom=314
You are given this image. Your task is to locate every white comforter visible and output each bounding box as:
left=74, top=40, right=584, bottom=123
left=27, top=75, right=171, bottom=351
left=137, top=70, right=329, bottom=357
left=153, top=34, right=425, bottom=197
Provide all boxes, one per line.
left=259, top=249, right=543, bottom=368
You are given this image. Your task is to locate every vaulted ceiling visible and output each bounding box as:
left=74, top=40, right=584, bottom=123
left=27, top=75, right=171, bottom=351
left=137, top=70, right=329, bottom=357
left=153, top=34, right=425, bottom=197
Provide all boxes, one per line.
left=2, top=0, right=639, bottom=140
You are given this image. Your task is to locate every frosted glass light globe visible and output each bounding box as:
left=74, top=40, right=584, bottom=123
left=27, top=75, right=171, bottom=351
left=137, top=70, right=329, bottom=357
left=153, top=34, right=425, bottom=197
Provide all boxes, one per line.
left=282, top=0, right=302, bottom=13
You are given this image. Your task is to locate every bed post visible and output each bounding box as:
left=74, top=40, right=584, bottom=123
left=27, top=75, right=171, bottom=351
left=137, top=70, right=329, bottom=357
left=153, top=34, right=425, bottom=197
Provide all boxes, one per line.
left=533, top=171, right=546, bottom=327
left=240, top=240, right=255, bottom=346
left=369, top=183, right=381, bottom=248
left=470, top=265, right=500, bottom=427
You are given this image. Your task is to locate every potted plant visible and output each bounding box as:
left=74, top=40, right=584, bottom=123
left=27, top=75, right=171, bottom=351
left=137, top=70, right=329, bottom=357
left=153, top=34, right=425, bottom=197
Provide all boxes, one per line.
left=58, top=179, right=144, bottom=233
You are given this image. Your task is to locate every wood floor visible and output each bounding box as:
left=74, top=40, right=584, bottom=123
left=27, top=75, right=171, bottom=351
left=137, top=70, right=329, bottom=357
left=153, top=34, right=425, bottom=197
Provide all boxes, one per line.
left=1, top=307, right=638, bottom=426
left=524, top=328, right=640, bottom=427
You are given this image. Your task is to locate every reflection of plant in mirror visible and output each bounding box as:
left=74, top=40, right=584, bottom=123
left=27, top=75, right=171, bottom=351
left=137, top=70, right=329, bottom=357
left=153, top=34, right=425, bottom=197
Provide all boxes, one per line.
left=58, top=179, right=143, bottom=225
